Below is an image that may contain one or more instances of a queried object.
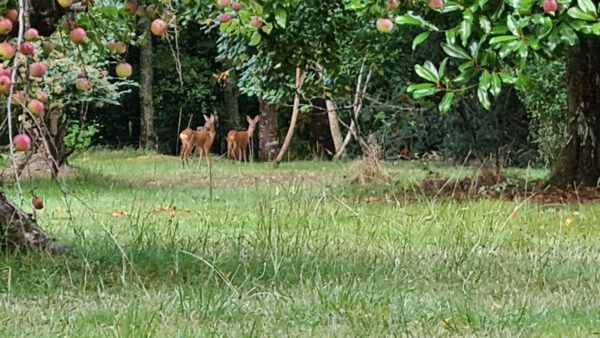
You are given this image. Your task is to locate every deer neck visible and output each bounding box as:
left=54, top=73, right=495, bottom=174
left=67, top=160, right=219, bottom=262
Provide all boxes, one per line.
left=247, top=125, right=256, bottom=139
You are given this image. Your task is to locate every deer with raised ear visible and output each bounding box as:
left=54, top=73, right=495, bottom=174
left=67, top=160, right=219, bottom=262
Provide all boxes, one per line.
left=179, top=114, right=217, bottom=167
left=226, top=115, right=260, bottom=162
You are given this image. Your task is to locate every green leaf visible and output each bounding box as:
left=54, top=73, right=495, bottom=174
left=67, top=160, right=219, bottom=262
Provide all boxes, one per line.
left=274, top=8, right=287, bottom=28
left=490, top=72, right=502, bottom=97
left=490, top=24, right=509, bottom=35
left=395, top=11, right=439, bottom=31
left=479, top=16, right=491, bottom=34
left=567, top=7, right=597, bottom=21
left=498, top=40, right=520, bottom=58
left=438, top=92, right=455, bottom=114
left=412, top=32, right=430, bottom=50
left=407, top=83, right=437, bottom=92
left=489, top=35, right=519, bottom=44
left=415, top=63, right=439, bottom=83
left=593, top=22, right=600, bottom=35
left=453, top=64, right=476, bottom=83
left=441, top=43, right=471, bottom=59
left=560, top=24, right=579, bottom=45
left=507, top=15, right=519, bottom=36
left=578, top=0, right=596, bottom=15
left=424, top=61, right=440, bottom=80
left=439, top=1, right=462, bottom=12
left=407, top=83, right=440, bottom=99
left=439, top=58, right=449, bottom=80
left=480, top=70, right=492, bottom=90
left=261, top=22, right=273, bottom=34
left=499, top=72, right=516, bottom=84
left=249, top=31, right=261, bottom=46
left=446, top=28, right=457, bottom=44
left=460, top=13, right=473, bottom=45
left=477, top=85, right=491, bottom=110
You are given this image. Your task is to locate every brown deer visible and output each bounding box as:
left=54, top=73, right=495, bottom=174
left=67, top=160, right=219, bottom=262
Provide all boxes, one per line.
left=226, top=115, right=260, bottom=162
left=179, top=114, right=217, bottom=167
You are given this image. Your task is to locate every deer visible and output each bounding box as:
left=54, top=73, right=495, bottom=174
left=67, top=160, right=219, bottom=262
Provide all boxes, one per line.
left=179, top=114, right=217, bottom=167
left=226, top=115, right=260, bottom=162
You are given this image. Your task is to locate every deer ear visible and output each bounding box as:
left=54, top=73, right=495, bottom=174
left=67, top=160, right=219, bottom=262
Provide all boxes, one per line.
left=246, top=115, right=252, bottom=123
left=254, top=116, right=260, bottom=123
left=203, top=114, right=209, bottom=121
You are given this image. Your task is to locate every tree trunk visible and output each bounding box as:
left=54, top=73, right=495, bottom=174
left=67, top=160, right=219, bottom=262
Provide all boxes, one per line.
left=139, top=24, right=156, bottom=150
left=0, top=190, right=68, bottom=254
left=550, top=37, right=600, bottom=187
left=258, top=100, right=279, bottom=161
left=325, top=98, right=344, bottom=155
left=223, top=62, right=241, bottom=131
left=274, top=67, right=303, bottom=167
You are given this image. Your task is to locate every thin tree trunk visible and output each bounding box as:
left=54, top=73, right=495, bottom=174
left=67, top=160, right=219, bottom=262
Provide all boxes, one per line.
left=325, top=98, right=344, bottom=155
left=223, top=61, right=241, bottom=131
left=550, top=37, right=600, bottom=187
left=274, top=67, right=303, bottom=167
left=334, top=63, right=372, bottom=160
left=139, top=24, right=156, bottom=150
left=258, top=100, right=279, bottom=161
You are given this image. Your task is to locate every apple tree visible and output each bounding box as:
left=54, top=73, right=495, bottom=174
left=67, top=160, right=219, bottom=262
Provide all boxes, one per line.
left=364, top=0, right=600, bottom=186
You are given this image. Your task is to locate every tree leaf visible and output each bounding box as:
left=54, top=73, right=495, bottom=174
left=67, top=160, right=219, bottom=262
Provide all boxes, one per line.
left=438, top=92, right=455, bottom=114
left=460, top=19, right=472, bottom=46
left=407, top=83, right=436, bottom=93
left=274, top=8, right=287, bottom=28
left=415, top=63, right=438, bottom=83
left=439, top=58, right=449, bottom=80
left=407, top=83, right=440, bottom=99
left=567, top=7, right=597, bottom=21
left=489, top=35, right=519, bottom=44
left=441, top=43, right=471, bottom=59
left=560, top=24, right=579, bottom=45
left=490, top=72, right=502, bottom=97
left=578, top=0, right=596, bottom=16
left=507, top=15, right=519, bottom=36
left=479, top=16, right=491, bottom=34
left=412, top=32, right=430, bottom=50
left=395, top=11, right=439, bottom=31
left=480, top=70, right=492, bottom=90
left=477, top=85, right=491, bottom=110
left=249, top=31, right=261, bottom=46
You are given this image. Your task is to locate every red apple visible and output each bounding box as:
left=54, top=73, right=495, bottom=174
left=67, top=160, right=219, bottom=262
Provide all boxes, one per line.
left=0, top=75, right=10, bottom=93
left=29, top=62, right=47, bottom=77
left=19, top=42, right=34, bottom=55
left=70, top=27, right=87, bottom=44
left=57, top=0, right=72, bottom=8
left=76, top=77, right=91, bottom=92
left=428, top=0, right=444, bottom=9
left=232, top=3, right=242, bottom=11
left=24, top=28, right=39, bottom=41
left=151, top=19, right=168, bottom=36
left=33, top=196, right=44, bottom=209
left=220, top=13, right=232, bottom=24
left=250, top=16, right=263, bottom=28
left=543, top=0, right=558, bottom=12
left=116, top=62, right=132, bottom=77
left=115, top=41, right=127, bottom=54
left=0, top=42, right=15, bottom=60
left=5, top=9, right=18, bottom=22
left=0, top=18, right=13, bottom=35
left=13, top=134, right=31, bottom=151
left=387, top=0, right=400, bottom=9
left=0, top=65, right=11, bottom=77
left=12, top=91, right=26, bottom=105
left=376, top=18, right=393, bottom=33
left=123, top=0, right=138, bottom=14
left=36, top=90, right=49, bottom=103
left=218, top=0, right=231, bottom=6
left=27, top=99, right=45, bottom=116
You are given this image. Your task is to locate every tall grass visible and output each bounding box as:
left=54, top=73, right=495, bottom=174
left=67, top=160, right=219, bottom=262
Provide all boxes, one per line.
left=0, top=151, right=596, bottom=337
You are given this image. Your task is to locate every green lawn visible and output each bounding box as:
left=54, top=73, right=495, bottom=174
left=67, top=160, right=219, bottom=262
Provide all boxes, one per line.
left=0, top=150, right=598, bottom=337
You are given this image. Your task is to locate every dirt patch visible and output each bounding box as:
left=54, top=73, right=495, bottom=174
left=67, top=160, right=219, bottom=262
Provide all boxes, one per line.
left=1, top=152, right=77, bottom=181
left=351, top=169, right=600, bottom=205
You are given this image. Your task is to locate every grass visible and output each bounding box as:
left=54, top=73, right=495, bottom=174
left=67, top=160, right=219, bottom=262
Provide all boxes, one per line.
left=0, top=150, right=598, bottom=337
